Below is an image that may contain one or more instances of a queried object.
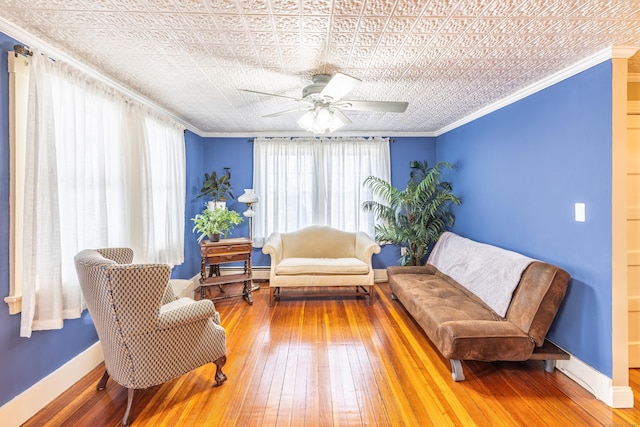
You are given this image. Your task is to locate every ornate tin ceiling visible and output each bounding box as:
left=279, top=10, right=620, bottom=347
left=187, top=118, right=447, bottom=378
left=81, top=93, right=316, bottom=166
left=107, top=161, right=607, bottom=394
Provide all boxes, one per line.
left=1, top=0, right=640, bottom=135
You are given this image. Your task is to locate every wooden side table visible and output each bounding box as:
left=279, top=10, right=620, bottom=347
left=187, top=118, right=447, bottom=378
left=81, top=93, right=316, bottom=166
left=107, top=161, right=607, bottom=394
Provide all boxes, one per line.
left=198, top=237, right=253, bottom=305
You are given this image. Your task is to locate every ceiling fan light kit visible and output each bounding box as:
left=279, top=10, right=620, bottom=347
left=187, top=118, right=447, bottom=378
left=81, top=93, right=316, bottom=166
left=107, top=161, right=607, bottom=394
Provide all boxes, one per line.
left=241, top=72, right=408, bottom=134
left=297, top=107, right=349, bottom=134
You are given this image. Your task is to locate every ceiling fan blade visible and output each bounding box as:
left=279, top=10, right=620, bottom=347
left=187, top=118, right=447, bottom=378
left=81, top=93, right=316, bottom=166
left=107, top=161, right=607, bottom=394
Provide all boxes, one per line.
left=239, top=88, right=300, bottom=101
left=338, top=100, right=409, bottom=113
left=332, top=108, right=352, bottom=125
left=320, top=73, right=361, bottom=101
left=262, top=106, right=311, bottom=118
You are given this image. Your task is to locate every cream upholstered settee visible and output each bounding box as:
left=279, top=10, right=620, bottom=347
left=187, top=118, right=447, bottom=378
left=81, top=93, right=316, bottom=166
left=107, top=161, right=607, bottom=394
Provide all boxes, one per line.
left=262, top=225, right=381, bottom=306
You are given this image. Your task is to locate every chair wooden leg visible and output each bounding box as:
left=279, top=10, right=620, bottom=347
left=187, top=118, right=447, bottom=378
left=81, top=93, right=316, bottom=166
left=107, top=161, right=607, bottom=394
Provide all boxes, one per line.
left=369, top=285, right=375, bottom=304
left=269, top=287, right=275, bottom=307
left=122, top=388, right=136, bottom=427
left=97, top=369, right=110, bottom=391
left=214, top=355, right=228, bottom=386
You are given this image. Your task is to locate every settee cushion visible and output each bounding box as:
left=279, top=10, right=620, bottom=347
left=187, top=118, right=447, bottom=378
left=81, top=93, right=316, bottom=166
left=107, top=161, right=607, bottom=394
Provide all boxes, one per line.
left=275, top=257, right=370, bottom=275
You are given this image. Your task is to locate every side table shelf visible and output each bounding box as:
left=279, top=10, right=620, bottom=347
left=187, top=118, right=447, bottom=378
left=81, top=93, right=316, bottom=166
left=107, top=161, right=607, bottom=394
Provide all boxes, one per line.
left=198, top=237, right=253, bottom=305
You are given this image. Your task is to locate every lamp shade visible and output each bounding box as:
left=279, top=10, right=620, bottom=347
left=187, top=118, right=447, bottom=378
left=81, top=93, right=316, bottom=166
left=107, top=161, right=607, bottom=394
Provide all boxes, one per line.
left=238, top=188, right=259, bottom=204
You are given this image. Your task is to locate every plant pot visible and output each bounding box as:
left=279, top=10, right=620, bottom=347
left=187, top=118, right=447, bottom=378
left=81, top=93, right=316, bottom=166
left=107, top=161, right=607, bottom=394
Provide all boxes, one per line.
left=207, top=201, right=226, bottom=211
left=208, top=233, right=221, bottom=242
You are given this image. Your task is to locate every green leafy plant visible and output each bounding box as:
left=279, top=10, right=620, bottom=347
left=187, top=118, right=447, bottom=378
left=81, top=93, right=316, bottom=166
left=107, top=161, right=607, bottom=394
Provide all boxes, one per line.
left=362, top=160, right=461, bottom=266
left=191, top=206, right=243, bottom=242
left=197, top=169, right=234, bottom=202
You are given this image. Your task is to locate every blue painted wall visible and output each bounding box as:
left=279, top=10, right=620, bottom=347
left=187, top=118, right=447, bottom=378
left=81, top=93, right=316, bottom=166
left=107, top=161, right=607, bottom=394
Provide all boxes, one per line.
left=187, top=136, right=437, bottom=273
left=436, top=61, right=613, bottom=376
left=0, top=32, right=100, bottom=407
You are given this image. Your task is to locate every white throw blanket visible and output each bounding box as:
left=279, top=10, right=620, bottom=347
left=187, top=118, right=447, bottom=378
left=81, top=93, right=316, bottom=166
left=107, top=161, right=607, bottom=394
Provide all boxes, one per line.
left=427, top=232, right=535, bottom=317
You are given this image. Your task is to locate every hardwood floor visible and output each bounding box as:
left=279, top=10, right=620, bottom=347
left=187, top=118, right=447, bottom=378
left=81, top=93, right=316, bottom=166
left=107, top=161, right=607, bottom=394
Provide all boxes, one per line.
left=23, top=282, right=640, bottom=427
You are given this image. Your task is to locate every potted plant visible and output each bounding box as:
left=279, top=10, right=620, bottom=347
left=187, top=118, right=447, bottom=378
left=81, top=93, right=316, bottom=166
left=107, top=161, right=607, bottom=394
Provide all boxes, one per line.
left=362, top=160, right=461, bottom=266
left=191, top=206, right=243, bottom=242
left=198, top=169, right=234, bottom=210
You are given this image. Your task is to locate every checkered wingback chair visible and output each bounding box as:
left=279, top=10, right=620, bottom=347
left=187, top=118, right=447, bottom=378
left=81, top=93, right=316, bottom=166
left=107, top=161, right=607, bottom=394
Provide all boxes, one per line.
left=74, top=248, right=227, bottom=427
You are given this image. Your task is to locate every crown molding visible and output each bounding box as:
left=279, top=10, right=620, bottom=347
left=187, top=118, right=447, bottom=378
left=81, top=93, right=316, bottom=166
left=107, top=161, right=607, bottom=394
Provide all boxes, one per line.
left=198, top=130, right=436, bottom=138
left=0, top=17, right=197, bottom=134
left=434, top=47, right=625, bottom=136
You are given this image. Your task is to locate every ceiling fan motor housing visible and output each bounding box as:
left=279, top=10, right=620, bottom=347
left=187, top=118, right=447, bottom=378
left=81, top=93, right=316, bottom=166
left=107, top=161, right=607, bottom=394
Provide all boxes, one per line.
left=302, top=74, right=331, bottom=100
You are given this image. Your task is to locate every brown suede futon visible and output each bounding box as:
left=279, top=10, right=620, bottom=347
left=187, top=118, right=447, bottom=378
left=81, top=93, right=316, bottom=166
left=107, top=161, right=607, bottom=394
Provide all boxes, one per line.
left=387, top=232, right=570, bottom=381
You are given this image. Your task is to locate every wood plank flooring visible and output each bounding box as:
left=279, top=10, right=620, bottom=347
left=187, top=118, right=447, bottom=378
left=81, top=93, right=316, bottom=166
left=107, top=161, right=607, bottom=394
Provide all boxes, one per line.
left=23, top=282, right=640, bottom=426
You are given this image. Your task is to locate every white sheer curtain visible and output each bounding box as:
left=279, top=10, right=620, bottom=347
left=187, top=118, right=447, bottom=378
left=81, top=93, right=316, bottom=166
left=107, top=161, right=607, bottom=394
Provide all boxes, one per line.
left=253, top=136, right=390, bottom=245
left=20, top=51, right=185, bottom=337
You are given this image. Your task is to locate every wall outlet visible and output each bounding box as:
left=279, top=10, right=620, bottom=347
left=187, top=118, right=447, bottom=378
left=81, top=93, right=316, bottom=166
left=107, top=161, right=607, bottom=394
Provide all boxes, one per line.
left=400, top=247, right=407, bottom=256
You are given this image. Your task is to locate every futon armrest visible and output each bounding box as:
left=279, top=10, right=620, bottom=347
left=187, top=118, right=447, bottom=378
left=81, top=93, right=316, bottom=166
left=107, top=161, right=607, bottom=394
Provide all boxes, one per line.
left=387, top=264, right=437, bottom=276
left=157, top=298, right=217, bottom=330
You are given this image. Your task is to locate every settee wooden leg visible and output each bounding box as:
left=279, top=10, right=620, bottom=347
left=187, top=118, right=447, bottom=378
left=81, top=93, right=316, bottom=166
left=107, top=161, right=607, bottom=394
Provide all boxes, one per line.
left=450, top=359, right=466, bottom=382
left=214, top=355, right=228, bottom=386
left=368, top=285, right=375, bottom=304
left=97, top=369, right=110, bottom=390
left=122, top=388, right=136, bottom=426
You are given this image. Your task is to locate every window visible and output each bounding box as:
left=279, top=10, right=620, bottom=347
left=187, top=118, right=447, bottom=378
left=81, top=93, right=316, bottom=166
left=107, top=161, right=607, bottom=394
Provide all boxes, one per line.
left=7, top=49, right=186, bottom=337
left=253, top=136, right=390, bottom=245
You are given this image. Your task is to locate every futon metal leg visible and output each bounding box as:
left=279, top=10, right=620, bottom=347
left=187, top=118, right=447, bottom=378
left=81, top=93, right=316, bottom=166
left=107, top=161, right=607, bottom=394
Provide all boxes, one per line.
left=544, top=359, right=556, bottom=373
left=450, top=359, right=466, bottom=382
left=97, top=369, right=110, bottom=390
left=122, top=388, right=136, bottom=427
left=214, top=355, right=228, bottom=386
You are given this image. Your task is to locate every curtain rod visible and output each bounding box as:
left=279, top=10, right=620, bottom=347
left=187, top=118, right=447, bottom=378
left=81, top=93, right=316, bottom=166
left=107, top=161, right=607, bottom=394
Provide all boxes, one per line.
left=13, top=44, right=33, bottom=57
left=247, top=137, right=395, bottom=143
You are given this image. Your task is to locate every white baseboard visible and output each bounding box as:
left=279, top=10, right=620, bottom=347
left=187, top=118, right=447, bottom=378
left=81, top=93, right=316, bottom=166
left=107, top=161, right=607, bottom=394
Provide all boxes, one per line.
left=0, top=342, right=104, bottom=427
left=557, top=354, right=635, bottom=408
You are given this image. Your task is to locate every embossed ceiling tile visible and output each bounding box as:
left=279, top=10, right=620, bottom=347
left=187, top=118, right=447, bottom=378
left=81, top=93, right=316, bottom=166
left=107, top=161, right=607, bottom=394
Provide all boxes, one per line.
left=273, top=15, right=301, bottom=31
left=215, top=14, right=246, bottom=30
left=303, top=0, right=332, bottom=15
left=332, top=16, right=360, bottom=33
left=251, top=31, right=278, bottom=45
left=411, top=18, right=445, bottom=34
left=358, top=16, right=387, bottom=32
left=362, top=0, right=394, bottom=16
left=302, top=16, right=330, bottom=32
left=183, top=13, right=217, bottom=30
left=243, top=14, right=274, bottom=30
left=332, top=0, right=364, bottom=16
left=404, top=32, right=434, bottom=46
left=465, top=18, right=505, bottom=34
left=92, top=11, right=138, bottom=28
left=452, top=0, right=493, bottom=16
left=429, top=33, right=462, bottom=48
left=268, top=0, right=301, bottom=14
left=125, top=12, right=173, bottom=29
left=331, top=32, right=356, bottom=46
left=443, top=18, right=482, bottom=34
left=354, top=32, right=380, bottom=46
left=384, top=16, right=415, bottom=33
left=173, top=0, right=210, bottom=13
left=225, top=31, right=254, bottom=44
left=422, top=0, right=460, bottom=17
left=378, top=32, right=406, bottom=46
left=276, top=31, right=300, bottom=45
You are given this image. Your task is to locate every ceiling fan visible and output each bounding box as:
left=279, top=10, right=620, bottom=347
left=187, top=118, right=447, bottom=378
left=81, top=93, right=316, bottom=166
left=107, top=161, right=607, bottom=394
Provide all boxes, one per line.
left=240, top=73, right=409, bottom=134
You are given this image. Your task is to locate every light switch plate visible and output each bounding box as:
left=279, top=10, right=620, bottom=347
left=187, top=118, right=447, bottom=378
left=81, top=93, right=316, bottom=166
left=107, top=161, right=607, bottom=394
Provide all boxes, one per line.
left=575, top=203, right=586, bottom=222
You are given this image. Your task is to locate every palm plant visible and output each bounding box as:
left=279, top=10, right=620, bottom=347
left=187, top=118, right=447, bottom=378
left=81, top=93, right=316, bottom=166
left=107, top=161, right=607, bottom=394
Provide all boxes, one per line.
left=362, top=160, right=461, bottom=266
